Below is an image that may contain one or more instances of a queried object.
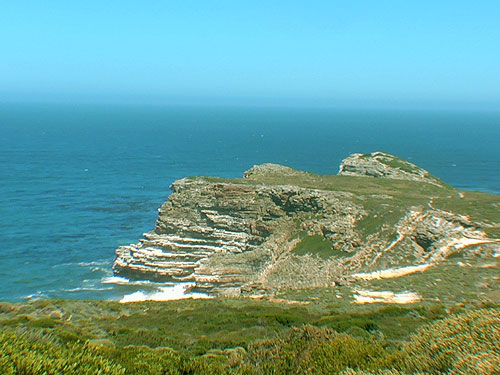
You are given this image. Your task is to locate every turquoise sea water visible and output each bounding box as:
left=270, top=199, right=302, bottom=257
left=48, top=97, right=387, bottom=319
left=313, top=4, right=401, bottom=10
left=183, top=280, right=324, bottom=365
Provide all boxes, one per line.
left=1, top=103, right=499, bottom=301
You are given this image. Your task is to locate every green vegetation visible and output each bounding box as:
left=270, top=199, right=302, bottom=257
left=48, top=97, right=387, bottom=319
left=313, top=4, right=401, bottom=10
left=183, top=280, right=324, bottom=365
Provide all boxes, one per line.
left=192, top=168, right=479, bottom=240
left=432, top=190, right=500, bottom=237
left=360, top=260, right=500, bottom=306
left=0, top=298, right=498, bottom=374
left=400, top=308, right=500, bottom=375
left=376, top=155, right=420, bottom=175
left=192, top=166, right=444, bottom=196
left=292, top=234, right=339, bottom=259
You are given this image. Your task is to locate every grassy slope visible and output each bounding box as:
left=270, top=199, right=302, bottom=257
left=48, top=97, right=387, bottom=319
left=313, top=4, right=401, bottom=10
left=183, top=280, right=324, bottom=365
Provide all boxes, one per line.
left=0, top=298, right=439, bottom=353
left=0, top=298, right=498, bottom=374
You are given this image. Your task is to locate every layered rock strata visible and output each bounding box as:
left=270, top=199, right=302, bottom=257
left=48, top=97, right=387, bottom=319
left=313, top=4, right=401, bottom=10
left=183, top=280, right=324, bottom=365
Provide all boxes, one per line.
left=338, top=151, right=444, bottom=186
left=113, top=152, right=500, bottom=295
left=114, top=175, right=362, bottom=295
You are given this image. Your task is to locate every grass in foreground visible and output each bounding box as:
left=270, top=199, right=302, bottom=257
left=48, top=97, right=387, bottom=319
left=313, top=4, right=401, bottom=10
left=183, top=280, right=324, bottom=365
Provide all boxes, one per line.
left=0, top=298, right=498, bottom=374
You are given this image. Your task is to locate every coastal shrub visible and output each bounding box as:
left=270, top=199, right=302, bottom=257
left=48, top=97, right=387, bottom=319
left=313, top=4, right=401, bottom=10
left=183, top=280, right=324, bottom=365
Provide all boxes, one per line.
left=312, top=305, right=443, bottom=340
left=178, top=356, right=235, bottom=375
left=245, top=325, right=395, bottom=374
left=0, top=329, right=125, bottom=375
left=400, top=308, right=500, bottom=374
left=1, top=300, right=498, bottom=375
left=339, top=370, right=411, bottom=375
left=102, top=301, right=311, bottom=353
left=53, top=326, right=85, bottom=343
left=102, top=346, right=183, bottom=375
left=344, top=326, right=372, bottom=338
left=0, top=302, right=14, bottom=313
left=297, top=333, right=392, bottom=374
left=314, top=315, right=378, bottom=333
left=27, top=317, right=58, bottom=328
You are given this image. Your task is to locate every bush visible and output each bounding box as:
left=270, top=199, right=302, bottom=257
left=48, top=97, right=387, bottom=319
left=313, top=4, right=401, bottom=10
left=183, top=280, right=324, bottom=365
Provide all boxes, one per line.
left=246, top=325, right=395, bottom=374
left=0, top=329, right=125, bottom=375
left=400, top=308, right=500, bottom=375
left=1, top=302, right=498, bottom=375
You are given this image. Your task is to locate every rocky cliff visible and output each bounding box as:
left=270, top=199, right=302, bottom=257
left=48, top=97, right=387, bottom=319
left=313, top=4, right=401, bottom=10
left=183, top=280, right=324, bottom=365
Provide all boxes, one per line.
left=113, top=152, right=500, bottom=298
left=338, top=151, right=445, bottom=186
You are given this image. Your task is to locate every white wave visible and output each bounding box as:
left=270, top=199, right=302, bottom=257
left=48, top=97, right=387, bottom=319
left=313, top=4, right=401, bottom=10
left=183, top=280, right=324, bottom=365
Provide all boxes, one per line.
left=102, top=276, right=131, bottom=284
left=90, top=266, right=111, bottom=273
left=23, top=291, right=49, bottom=300
left=64, top=286, right=113, bottom=292
left=52, top=260, right=112, bottom=268
left=101, top=276, right=172, bottom=286
left=77, top=261, right=111, bottom=267
left=119, top=283, right=211, bottom=303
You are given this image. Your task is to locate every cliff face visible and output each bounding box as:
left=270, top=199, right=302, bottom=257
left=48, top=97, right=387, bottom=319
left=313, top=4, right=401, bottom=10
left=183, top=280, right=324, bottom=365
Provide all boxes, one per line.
left=114, top=176, right=363, bottom=295
left=113, top=152, right=500, bottom=296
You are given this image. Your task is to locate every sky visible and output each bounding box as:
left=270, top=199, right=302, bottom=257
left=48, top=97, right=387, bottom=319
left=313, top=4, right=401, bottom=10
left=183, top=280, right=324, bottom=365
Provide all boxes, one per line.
left=1, top=1, right=500, bottom=109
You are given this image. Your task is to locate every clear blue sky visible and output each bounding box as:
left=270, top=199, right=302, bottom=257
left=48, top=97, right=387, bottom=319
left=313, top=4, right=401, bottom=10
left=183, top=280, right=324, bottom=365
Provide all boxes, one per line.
left=1, top=1, right=499, bottom=108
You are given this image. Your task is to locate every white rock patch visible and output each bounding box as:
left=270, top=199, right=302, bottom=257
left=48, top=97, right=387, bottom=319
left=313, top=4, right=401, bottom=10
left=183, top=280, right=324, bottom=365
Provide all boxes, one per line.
left=352, top=264, right=431, bottom=280
left=353, top=289, right=421, bottom=304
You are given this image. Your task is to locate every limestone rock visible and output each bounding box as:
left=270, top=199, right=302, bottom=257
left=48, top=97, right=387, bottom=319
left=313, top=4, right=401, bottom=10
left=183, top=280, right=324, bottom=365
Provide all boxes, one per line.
left=243, top=163, right=309, bottom=179
left=113, top=152, right=500, bottom=296
left=338, top=151, right=444, bottom=186
left=113, top=176, right=362, bottom=294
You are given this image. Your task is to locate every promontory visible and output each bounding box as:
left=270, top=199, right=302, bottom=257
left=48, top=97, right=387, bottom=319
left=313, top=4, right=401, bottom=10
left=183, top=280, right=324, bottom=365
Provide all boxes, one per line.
left=113, top=152, right=500, bottom=303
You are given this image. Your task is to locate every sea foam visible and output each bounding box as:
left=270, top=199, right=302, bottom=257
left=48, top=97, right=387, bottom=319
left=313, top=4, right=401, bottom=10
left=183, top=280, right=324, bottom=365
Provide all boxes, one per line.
left=119, top=283, right=211, bottom=303
left=101, top=276, right=169, bottom=286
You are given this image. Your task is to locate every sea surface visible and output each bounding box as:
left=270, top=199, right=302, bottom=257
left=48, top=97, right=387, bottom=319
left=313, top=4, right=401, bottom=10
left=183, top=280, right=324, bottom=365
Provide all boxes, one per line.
left=1, top=103, right=499, bottom=302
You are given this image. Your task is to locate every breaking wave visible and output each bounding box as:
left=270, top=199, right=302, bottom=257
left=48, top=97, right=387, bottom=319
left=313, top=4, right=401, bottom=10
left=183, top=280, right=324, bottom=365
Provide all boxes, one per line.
left=119, top=283, right=211, bottom=303
left=101, top=276, right=169, bottom=286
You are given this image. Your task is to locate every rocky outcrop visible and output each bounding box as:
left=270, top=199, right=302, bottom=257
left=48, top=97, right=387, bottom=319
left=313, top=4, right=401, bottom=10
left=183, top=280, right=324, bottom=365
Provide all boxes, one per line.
left=113, top=153, right=500, bottom=296
left=338, top=151, right=445, bottom=186
left=114, top=174, right=363, bottom=295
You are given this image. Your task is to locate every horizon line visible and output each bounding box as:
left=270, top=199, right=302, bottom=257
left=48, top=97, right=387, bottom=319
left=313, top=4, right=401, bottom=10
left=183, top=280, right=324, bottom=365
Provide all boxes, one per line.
left=1, top=93, right=499, bottom=112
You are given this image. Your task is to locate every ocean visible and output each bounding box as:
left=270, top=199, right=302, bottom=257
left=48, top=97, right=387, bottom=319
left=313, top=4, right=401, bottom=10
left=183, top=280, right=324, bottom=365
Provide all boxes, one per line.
left=1, top=103, right=499, bottom=302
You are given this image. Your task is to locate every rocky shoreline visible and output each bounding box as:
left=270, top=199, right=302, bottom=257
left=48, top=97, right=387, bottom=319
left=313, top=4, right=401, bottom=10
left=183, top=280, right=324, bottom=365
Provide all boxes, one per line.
left=113, top=152, right=500, bottom=298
